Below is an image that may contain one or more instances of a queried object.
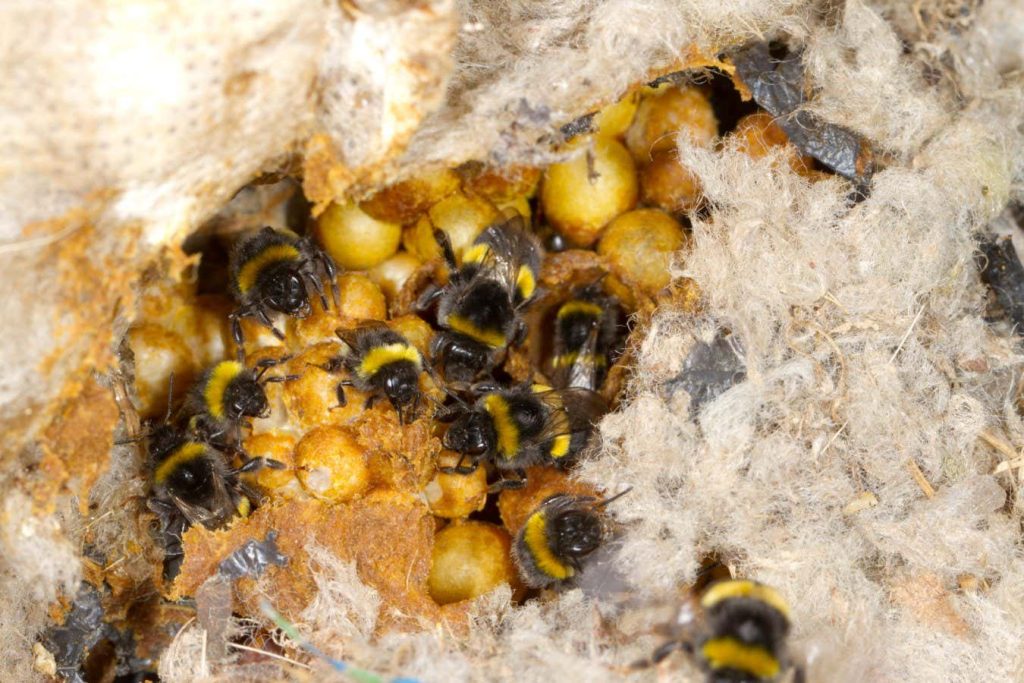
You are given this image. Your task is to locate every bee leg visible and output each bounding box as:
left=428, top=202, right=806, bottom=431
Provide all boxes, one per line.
left=303, top=266, right=331, bottom=312
left=147, top=498, right=179, bottom=516
left=206, top=434, right=234, bottom=454
left=254, top=354, right=295, bottom=380
left=790, top=663, right=807, bottom=683
left=255, top=354, right=293, bottom=368
left=391, top=394, right=417, bottom=426
left=469, top=380, right=501, bottom=396
left=331, top=380, right=353, bottom=410
left=511, top=318, right=529, bottom=347
left=364, top=394, right=377, bottom=410
left=488, top=470, right=527, bottom=493
left=414, top=283, right=444, bottom=312
left=254, top=305, right=286, bottom=340
left=440, top=452, right=477, bottom=475
left=431, top=400, right=459, bottom=422
left=316, top=249, right=341, bottom=310
left=301, top=239, right=339, bottom=306
left=312, top=355, right=346, bottom=375
left=432, top=228, right=458, bottom=272
left=429, top=333, right=452, bottom=378
left=630, top=640, right=685, bottom=670
left=230, top=312, right=247, bottom=362
left=487, top=478, right=524, bottom=493
left=263, top=374, right=301, bottom=384
left=234, top=456, right=286, bottom=474
left=422, top=357, right=446, bottom=390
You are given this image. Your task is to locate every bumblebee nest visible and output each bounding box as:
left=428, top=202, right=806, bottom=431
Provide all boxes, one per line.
left=3, top=0, right=1024, bottom=682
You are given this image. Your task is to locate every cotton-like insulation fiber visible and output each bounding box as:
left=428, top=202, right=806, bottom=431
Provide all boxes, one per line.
left=2, top=0, right=1024, bottom=681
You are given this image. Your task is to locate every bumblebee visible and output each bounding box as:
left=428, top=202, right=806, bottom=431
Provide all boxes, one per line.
left=550, top=282, right=626, bottom=391
left=185, top=356, right=296, bottom=445
left=640, top=580, right=804, bottom=683
left=228, top=226, right=339, bottom=358
left=322, top=323, right=426, bottom=424
left=416, top=214, right=542, bottom=382
left=441, top=381, right=607, bottom=489
left=112, top=375, right=272, bottom=580
left=146, top=421, right=260, bottom=532
left=511, top=490, right=629, bottom=588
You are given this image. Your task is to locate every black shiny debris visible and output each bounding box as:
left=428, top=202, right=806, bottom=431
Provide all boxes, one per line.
left=41, top=584, right=113, bottom=683
left=731, top=42, right=873, bottom=189
left=979, top=237, right=1024, bottom=334
left=560, top=112, right=596, bottom=140
left=217, top=530, right=288, bottom=580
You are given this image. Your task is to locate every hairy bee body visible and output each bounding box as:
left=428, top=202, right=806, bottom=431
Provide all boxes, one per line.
left=332, top=324, right=425, bottom=423
left=512, top=493, right=609, bottom=588
left=697, top=581, right=793, bottom=683
left=641, top=580, right=802, bottom=683
left=420, top=215, right=542, bottom=382
left=147, top=423, right=253, bottom=532
left=442, top=382, right=606, bottom=477
left=186, top=360, right=268, bottom=442
left=228, top=226, right=338, bottom=357
left=551, top=285, right=625, bottom=391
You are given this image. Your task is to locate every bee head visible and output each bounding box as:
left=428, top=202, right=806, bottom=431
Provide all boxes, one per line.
left=263, top=265, right=309, bottom=316
left=384, top=370, right=418, bottom=409
left=224, top=375, right=269, bottom=420
left=146, top=421, right=186, bottom=461
left=550, top=508, right=603, bottom=561
left=443, top=409, right=494, bottom=456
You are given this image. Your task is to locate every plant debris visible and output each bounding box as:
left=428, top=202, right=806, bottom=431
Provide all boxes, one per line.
left=217, top=530, right=289, bottom=580
left=667, top=332, right=747, bottom=415
left=978, top=237, right=1024, bottom=334
left=730, top=41, right=874, bottom=190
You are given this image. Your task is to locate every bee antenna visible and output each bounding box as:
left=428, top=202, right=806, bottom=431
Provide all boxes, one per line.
left=436, top=381, right=470, bottom=407
left=595, top=486, right=633, bottom=509
left=592, top=271, right=610, bottom=287
left=163, top=373, right=176, bottom=423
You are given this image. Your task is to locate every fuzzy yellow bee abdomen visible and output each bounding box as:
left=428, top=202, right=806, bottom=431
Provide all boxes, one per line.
left=522, top=510, right=573, bottom=580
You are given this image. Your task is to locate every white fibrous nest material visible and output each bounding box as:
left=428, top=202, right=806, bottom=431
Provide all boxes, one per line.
left=2, top=0, right=1024, bottom=681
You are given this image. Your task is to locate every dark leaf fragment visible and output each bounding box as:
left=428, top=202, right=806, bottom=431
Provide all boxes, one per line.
left=731, top=41, right=873, bottom=189
left=978, top=237, right=1024, bottom=334
left=217, top=530, right=288, bottom=580
left=41, top=584, right=113, bottom=683
left=668, top=332, right=747, bottom=416
left=560, top=112, right=596, bottom=140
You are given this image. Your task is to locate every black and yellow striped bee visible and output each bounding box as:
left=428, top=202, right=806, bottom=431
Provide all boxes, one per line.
left=640, top=579, right=804, bottom=683
left=416, top=214, right=542, bottom=382
left=146, top=422, right=260, bottom=532
left=550, top=283, right=626, bottom=391
left=185, top=356, right=296, bottom=445
left=228, top=226, right=339, bottom=358
left=511, top=490, right=629, bottom=589
left=112, top=374, right=271, bottom=579
left=440, top=381, right=607, bottom=489
left=321, top=323, right=426, bottom=424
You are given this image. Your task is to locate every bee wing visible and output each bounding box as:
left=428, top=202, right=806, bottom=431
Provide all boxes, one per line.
left=524, top=387, right=608, bottom=449
left=167, top=472, right=237, bottom=529
left=335, top=320, right=389, bottom=350
left=552, top=322, right=601, bottom=391
left=469, top=214, right=542, bottom=300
